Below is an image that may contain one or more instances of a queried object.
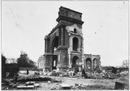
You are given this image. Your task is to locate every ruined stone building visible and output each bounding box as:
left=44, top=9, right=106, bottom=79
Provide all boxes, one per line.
left=83, top=54, right=101, bottom=72
left=43, top=6, right=101, bottom=72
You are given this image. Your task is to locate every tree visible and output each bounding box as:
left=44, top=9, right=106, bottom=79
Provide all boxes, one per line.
left=28, top=59, right=36, bottom=67
left=2, top=54, right=6, bottom=78
left=17, top=51, right=36, bottom=68
left=2, top=54, right=6, bottom=67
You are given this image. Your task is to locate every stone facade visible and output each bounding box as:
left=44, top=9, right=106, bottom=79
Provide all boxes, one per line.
left=83, top=54, right=101, bottom=72
left=122, top=60, right=129, bottom=68
left=43, top=6, right=101, bottom=72
left=37, top=55, right=45, bottom=69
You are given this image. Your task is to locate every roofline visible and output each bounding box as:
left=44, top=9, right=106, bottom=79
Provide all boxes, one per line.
left=60, top=6, right=82, bottom=15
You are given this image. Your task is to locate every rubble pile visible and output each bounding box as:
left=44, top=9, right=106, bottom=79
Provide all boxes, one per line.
left=43, top=70, right=62, bottom=76
left=82, top=71, right=118, bottom=79
left=2, top=79, right=18, bottom=90
left=120, top=71, right=129, bottom=76
left=71, top=84, right=87, bottom=90
left=93, top=72, right=103, bottom=79
left=42, top=69, right=121, bottom=79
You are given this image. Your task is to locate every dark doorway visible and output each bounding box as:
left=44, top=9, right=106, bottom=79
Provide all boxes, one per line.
left=73, top=37, right=79, bottom=51
left=72, top=56, right=79, bottom=68
left=52, top=55, right=58, bottom=70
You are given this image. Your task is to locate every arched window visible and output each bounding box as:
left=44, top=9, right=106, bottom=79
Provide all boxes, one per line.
left=52, top=36, right=59, bottom=53
left=73, top=37, right=79, bottom=51
left=74, top=28, right=77, bottom=33
left=86, top=58, right=91, bottom=70
left=93, top=58, right=97, bottom=68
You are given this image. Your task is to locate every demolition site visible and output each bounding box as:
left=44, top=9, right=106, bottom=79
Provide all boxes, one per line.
left=2, top=6, right=129, bottom=90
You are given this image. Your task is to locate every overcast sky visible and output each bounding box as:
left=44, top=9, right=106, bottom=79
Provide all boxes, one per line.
left=2, top=1, right=128, bottom=66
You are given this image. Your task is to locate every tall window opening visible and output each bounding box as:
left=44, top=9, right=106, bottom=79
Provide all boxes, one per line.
left=93, top=58, right=97, bottom=68
left=73, top=37, right=79, bottom=51
left=86, top=58, right=91, bottom=70
left=74, top=28, right=77, bottom=33
left=52, top=36, right=59, bottom=53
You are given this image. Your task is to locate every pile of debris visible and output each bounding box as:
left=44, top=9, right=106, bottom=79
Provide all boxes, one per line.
left=58, top=83, right=108, bottom=90
left=82, top=71, right=117, bottom=79
left=2, top=79, right=19, bottom=90
left=43, top=69, right=82, bottom=78
left=2, top=73, right=61, bottom=90
left=42, top=68, right=120, bottom=79
left=119, top=71, right=129, bottom=76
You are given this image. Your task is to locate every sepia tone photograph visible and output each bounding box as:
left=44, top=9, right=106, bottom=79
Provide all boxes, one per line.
left=1, top=0, right=129, bottom=90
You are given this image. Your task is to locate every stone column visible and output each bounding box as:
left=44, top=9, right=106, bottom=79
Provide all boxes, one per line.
left=70, top=36, right=73, bottom=51
left=68, top=36, right=72, bottom=68
left=68, top=53, right=71, bottom=68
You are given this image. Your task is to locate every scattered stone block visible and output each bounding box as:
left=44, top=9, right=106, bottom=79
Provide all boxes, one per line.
left=60, top=83, right=72, bottom=89
left=25, top=81, right=35, bottom=85
left=114, top=81, right=125, bottom=90
left=17, top=85, right=35, bottom=89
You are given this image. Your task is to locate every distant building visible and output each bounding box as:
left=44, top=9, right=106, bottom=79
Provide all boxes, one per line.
left=6, top=58, right=17, bottom=64
left=122, top=60, right=129, bottom=68
left=37, top=55, right=45, bottom=69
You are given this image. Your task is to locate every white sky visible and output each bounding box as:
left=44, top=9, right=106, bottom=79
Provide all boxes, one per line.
left=2, top=1, right=128, bottom=66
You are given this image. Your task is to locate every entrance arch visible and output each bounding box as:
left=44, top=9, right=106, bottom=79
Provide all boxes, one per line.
left=73, top=37, right=79, bottom=51
left=51, top=36, right=59, bottom=70
left=86, top=58, right=92, bottom=70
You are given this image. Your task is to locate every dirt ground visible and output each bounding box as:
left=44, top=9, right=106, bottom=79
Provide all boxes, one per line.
left=3, top=71, right=129, bottom=90
left=35, top=75, right=128, bottom=90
